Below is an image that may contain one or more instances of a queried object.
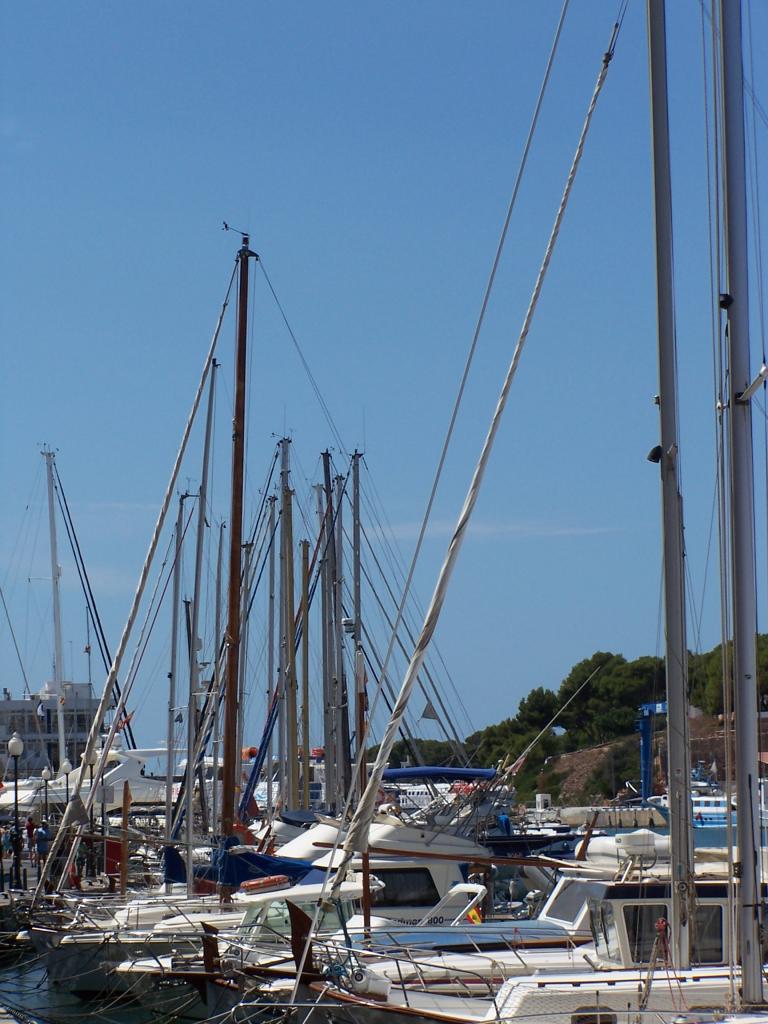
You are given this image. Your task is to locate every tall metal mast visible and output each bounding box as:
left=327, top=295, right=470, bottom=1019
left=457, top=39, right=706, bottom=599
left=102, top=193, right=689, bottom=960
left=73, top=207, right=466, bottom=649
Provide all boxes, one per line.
left=334, top=473, right=351, bottom=807
left=186, top=360, right=217, bottom=886
left=300, top=539, right=311, bottom=810
left=266, top=496, right=277, bottom=817
left=352, top=451, right=372, bottom=931
left=166, top=493, right=187, bottom=844
left=352, top=452, right=365, bottom=804
left=719, top=0, right=763, bottom=1003
left=277, top=445, right=288, bottom=805
left=43, top=449, right=67, bottom=770
left=315, top=480, right=336, bottom=811
left=280, top=440, right=299, bottom=807
left=646, top=0, right=693, bottom=969
left=211, top=520, right=226, bottom=831
left=221, top=235, right=257, bottom=835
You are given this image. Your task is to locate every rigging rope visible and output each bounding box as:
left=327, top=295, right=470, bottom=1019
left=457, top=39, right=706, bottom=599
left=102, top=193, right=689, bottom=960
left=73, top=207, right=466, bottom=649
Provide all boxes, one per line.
left=0, top=588, right=33, bottom=698
left=341, top=10, right=624, bottom=859
left=33, top=262, right=238, bottom=903
left=52, top=463, right=136, bottom=749
left=257, top=1, right=573, bottom=757
left=353, top=517, right=468, bottom=761
left=361, top=0, right=573, bottom=772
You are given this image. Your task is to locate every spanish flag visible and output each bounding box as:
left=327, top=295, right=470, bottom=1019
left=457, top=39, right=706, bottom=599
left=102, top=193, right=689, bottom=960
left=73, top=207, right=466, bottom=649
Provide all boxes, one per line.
left=466, top=907, right=482, bottom=925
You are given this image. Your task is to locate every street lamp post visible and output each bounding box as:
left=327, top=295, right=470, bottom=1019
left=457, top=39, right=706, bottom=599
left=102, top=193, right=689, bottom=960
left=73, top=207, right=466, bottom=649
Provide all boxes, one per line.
left=41, top=766, right=51, bottom=822
left=7, top=733, right=24, bottom=888
left=61, top=758, right=72, bottom=808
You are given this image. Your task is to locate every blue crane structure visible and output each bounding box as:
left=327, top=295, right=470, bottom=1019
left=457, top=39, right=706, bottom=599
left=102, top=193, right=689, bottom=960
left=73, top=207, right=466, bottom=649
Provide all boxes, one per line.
left=636, top=701, right=667, bottom=800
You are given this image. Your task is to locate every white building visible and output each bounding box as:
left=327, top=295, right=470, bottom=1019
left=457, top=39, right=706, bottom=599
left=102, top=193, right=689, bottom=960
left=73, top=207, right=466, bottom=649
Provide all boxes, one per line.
left=0, top=682, right=99, bottom=774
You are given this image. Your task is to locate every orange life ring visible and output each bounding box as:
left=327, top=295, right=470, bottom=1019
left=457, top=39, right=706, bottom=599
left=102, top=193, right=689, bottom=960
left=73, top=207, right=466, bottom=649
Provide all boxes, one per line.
left=240, top=874, right=290, bottom=893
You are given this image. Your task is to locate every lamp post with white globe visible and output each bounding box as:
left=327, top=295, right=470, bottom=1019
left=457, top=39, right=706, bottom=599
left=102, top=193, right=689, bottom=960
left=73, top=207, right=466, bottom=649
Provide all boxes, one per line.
left=60, top=758, right=72, bottom=807
left=41, top=766, right=52, bottom=822
left=7, top=733, right=24, bottom=888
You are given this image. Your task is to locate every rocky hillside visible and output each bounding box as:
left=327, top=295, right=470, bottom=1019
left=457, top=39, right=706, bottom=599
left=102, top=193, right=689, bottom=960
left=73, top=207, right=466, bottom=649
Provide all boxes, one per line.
left=538, top=712, right=766, bottom=805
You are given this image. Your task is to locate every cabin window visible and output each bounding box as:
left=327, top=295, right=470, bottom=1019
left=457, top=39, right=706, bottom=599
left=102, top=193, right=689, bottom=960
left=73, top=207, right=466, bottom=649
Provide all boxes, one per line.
left=245, top=899, right=349, bottom=939
left=692, top=904, right=723, bottom=963
left=572, top=1009, right=617, bottom=1024
left=623, top=903, right=669, bottom=963
left=371, top=868, right=440, bottom=908
left=546, top=880, right=595, bottom=925
left=590, top=900, right=621, bottom=963
left=259, top=900, right=292, bottom=936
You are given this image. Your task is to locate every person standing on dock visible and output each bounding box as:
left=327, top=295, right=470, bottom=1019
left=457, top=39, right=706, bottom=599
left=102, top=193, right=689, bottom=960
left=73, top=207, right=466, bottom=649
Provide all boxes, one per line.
left=25, top=817, right=35, bottom=867
left=34, top=821, right=50, bottom=872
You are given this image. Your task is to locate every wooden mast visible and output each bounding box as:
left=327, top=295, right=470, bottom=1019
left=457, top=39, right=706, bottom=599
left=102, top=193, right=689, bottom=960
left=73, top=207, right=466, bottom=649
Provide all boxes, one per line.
left=221, top=235, right=256, bottom=835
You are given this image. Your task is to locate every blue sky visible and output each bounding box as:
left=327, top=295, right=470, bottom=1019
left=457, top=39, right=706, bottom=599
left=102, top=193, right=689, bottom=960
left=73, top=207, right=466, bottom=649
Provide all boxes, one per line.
left=2, top=2, right=767, bottom=757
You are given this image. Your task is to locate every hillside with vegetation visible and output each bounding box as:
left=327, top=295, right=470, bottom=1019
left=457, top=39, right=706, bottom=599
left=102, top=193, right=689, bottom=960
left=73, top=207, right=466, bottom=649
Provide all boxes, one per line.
left=369, top=636, right=768, bottom=804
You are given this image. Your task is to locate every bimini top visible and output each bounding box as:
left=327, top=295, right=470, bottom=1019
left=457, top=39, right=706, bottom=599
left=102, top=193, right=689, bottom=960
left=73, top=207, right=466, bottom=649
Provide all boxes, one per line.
left=381, top=766, right=496, bottom=782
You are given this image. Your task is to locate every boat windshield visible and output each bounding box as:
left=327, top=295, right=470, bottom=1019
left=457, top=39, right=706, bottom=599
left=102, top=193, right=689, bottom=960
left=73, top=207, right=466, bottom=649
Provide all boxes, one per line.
left=543, top=880, right=601, bottom=926
left=589, top=899, right=622, bottom=963
left=240, top=898, right=352, bottom=938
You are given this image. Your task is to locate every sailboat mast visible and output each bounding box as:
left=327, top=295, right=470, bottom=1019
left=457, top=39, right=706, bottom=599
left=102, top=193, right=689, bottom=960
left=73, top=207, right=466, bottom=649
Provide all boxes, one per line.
left=237, top=542, right=253, bottom=799
left=277, top=443, right=288, bottom=804
left=334, top=473, right=350, bottom=806
left=300, top=539, right=310, bottom=810
left=221, top=235, right=257, bottom=835
left=718, top=0, right=763, bottom=1004
left=211, top=520, right=226, bottom=831
left=352, top=451, right=372, bottom=933
left=43, top=449, right=67, bottom=770
left=166, top=493, right=186, bottom=843
left=186, top=359, right=217, bottom=884
left=281, top=439, right=299, bottom=807
left=319, top=463, right=338, bottom=811
left=646, top=0, right=693, bottom=969
left=266, top=496, right=276, bottom=816
left=352, top=450, right=364, bottom=804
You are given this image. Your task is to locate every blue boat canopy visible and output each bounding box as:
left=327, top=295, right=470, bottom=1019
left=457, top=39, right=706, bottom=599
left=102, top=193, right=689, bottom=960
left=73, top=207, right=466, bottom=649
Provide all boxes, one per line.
left=382, top=766, right=496, bottom=782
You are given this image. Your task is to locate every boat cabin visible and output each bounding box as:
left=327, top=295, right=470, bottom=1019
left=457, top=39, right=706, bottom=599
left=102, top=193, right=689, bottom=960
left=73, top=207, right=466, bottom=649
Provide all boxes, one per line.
left=589, top=879, right=736, bottom=967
